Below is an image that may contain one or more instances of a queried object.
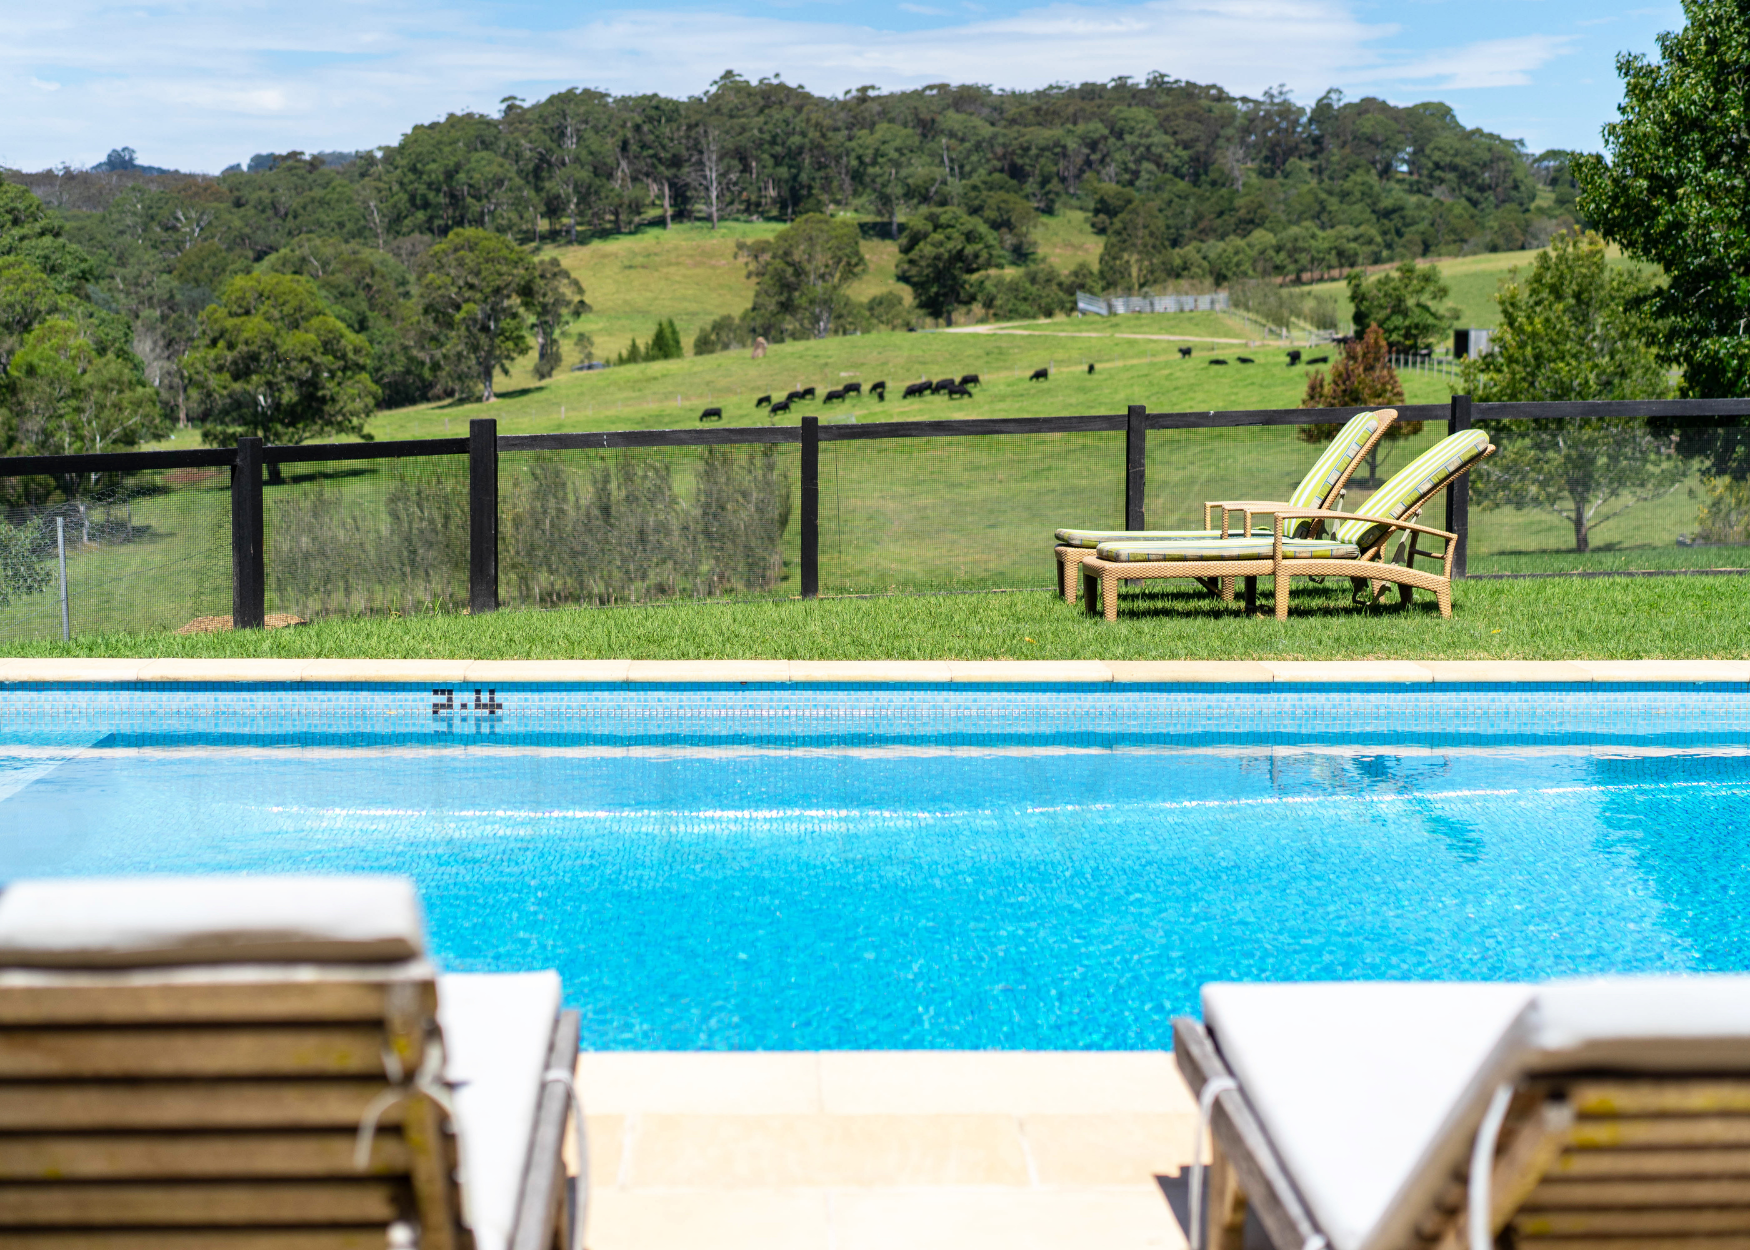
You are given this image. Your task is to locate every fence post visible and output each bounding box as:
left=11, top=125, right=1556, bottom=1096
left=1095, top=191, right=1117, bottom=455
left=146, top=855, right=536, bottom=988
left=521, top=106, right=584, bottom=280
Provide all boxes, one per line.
left=231, top=437, right=265, bottom=629
left=800, top=416, right=819, bottom=599
left=1447, top=394, right=1472, bottom=579
left=1125, top=404, right=1147, bottom=529
left=469, top=418, right=499, bottom=615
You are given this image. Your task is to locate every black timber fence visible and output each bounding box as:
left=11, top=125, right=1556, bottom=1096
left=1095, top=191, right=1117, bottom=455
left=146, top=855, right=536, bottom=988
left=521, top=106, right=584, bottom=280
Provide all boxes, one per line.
left=0, top=396, right=1745, bottom=636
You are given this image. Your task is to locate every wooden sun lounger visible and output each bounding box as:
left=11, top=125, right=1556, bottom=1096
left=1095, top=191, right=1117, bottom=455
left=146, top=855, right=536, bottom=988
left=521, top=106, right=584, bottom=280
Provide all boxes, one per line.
left=1080, top=444, right=1493, bottom=621
left=1053, top=409, right=1397, bottom=604
left=0, top=876, right=581, bottom=1250
left=1171, top=977, right=1750, bottom=1250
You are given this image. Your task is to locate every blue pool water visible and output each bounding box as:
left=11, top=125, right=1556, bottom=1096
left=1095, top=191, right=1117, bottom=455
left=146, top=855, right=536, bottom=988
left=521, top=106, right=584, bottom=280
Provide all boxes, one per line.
left=3, top=681, right=1748, bottom=1049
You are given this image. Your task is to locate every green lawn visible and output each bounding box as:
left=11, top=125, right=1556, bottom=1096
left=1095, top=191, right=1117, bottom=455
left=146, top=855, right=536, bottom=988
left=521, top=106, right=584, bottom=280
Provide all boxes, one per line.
left=9, top=575, right=1747, bottom=661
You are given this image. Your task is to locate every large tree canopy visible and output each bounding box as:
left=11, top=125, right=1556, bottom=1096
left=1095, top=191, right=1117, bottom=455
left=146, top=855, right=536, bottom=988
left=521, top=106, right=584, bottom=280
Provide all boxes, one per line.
left=1465, top=230, right=1681, bottom=553
left=895, top=208, right=1002, bottom=327
left=740, top=214, right=867, bottom=340
left=185, top=272, right=378, bottom=451
left=1573, top=0, right=1750, bottom=476
left=1346, top=260, right=1456, bottom=351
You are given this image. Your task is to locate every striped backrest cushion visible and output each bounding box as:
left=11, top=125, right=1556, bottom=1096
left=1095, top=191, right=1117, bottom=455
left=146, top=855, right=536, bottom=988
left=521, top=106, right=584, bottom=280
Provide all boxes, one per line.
left=1286, top=409, right=1394, bottom=511
left=1331, top=429, right=1492, bottom=550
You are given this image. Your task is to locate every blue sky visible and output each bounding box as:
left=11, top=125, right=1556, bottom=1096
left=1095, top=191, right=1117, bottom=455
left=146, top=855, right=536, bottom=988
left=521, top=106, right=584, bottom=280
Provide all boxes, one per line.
left=1, top=0, right=1682, bottom=174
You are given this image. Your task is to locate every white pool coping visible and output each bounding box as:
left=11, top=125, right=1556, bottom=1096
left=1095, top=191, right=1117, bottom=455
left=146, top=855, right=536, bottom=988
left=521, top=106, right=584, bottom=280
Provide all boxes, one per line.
left=0, top=658, right=1746, bottom=684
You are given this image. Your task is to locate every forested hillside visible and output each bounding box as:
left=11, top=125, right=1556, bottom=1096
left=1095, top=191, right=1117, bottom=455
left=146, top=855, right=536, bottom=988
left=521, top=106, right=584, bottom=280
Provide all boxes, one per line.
left=0, top=73, right=1577, bottom=443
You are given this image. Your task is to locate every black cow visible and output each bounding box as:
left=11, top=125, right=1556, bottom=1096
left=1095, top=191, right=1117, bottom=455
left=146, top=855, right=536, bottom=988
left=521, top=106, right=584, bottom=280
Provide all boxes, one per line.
left=800, top=386, right=816, bottom=399
left=1178, top=346, right=1193, bottom=359
left=1087, top=363, right=1096, bottom=375
left=958, top=373, right=980, bottom=387
left=785, top=390, right=807, bottom=403
left=698, top=407, right=723, bottom=422
left=823, top=389, right=846, bottom=403
left=1285, top=351, right=1301, bottom=367
left=869, top=380, right=887, bottom=395
left=1306, top=355, right=1330, bottom=365
left=947, top=384, right=973, bottom=399
left=1236, top=356, right=1255, bottom=364
left=843, top=382, right=862, bottom=395
left=769, top=399, right=792, bottom=415
left=932, top=377, right=957, bottom=393
left=1209, top=358, right=1229, bottom=366
left=1029, top=368, right=1049, bottom=381
left=902, top=381, right=932, bottom=398
left=755, top=394, right=772, bottom=408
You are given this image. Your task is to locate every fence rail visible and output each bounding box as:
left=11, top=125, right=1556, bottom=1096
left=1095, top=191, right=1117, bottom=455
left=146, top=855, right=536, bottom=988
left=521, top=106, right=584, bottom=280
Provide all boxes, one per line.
left=2, top=395, right=1746, bottom=630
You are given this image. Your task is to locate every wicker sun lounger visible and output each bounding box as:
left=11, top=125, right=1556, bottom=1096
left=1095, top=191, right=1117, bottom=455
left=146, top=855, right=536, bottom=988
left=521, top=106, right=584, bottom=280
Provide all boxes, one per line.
left=0, top=875, right=582, bottom=1250
left=1079, top=429, right=1492, bottom=621
left=1173, top=975, right=1750, bottom=1250
left=1052, top=408, right=1396, bottom=603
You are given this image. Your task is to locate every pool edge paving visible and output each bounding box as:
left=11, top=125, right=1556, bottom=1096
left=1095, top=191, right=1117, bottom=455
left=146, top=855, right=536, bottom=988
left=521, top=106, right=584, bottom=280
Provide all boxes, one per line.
left=573, top=1049, right=1198, bottom=1250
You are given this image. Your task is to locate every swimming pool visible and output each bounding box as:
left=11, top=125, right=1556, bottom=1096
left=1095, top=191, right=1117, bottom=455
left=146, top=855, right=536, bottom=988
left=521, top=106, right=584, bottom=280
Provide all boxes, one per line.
left=3, top=680, right=1747, bottom=1050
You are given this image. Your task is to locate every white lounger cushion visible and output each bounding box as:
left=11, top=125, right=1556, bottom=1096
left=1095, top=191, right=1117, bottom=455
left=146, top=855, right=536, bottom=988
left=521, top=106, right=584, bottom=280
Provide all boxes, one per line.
left=0, top=875, right=426, bottom=966
left=1530, top=973, right=1750, bottom=1070
left=1201, top=981, right=1536, bottom=1250
left=1204, top=974, right=1750, bottom=1250
left=439, top=970, right=566, bottom=1250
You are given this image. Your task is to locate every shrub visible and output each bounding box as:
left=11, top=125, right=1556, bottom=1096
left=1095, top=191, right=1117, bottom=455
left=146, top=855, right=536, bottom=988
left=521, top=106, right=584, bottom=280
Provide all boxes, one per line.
left=1692, top=476, right=1750, bottom=544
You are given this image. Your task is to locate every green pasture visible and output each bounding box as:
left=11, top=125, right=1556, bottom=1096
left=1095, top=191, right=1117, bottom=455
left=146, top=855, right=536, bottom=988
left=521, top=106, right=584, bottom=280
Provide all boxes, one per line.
left=346, top=332, right=1455, bottom=444
left=1300, top=246, right=1659, bottom=334
left=11, top=574, right=1748, bottom=662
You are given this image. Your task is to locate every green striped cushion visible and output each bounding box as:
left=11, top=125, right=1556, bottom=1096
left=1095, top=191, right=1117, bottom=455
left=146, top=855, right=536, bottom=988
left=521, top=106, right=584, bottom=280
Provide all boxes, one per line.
left=1330, top=429, right=1492, bottom=551
left=1056, top=527, right=1269, bottom=547
left=1094, top=538, right=1360, bottom=563
left=1285, top=409, right=1390, bottom=513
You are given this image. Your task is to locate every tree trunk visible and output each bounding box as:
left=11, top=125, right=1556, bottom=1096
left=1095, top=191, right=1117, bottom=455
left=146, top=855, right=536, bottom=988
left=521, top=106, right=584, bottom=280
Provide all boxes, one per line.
left=1573, top=509, right=1588, bottom=553
left=482, top=359, right=496, bottom=403
left=663, top=181, right=672, bottom=229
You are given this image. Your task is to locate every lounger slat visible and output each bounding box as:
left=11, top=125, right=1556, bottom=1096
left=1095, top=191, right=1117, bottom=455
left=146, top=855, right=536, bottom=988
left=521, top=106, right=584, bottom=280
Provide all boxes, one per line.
left=0, top=1179, right=406, bottom=1225
left=1567, top=1081, right=1750, bottom=1116
left=0, top=1081, right=397, bottom=1130
left=1571, top=1117, right=1750, bottom=1149
left=1549, top=1148, right=1750, bottom=1178
left=1526, top=1179, right=1750, bottom=1208
left=0, top=1028, right=389, bottom=1078
left=1514, top=1207, right=1750, bottom=1236
left=0, top=981, right=404, bottom=1025
left=0, top=1132, right=411, bottom=1179
left=0, top=1230, right=391, bottom=1250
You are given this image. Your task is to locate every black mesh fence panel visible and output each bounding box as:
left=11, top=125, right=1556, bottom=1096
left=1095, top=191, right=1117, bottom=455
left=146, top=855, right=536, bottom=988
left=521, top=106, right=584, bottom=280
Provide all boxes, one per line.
left=1145, top=420, right=1452, bottom=537
left=264, top=456, right=469, bottom=619
left=0, top=466, right=231, bottom=640
left=1466, top=417, right=1750, bottom=574
left=498, top=442, right=799, bottom=608
left=818, top=429, right=1124, bottom=594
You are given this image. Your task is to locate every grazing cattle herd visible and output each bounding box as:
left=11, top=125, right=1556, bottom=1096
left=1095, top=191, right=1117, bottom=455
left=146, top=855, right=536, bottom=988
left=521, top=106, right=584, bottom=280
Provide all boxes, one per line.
left=691, top=348, right=1336, bottom=420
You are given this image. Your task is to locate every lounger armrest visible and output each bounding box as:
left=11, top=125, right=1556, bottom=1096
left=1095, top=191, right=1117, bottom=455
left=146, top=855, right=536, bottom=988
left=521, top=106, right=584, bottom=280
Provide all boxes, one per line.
left=510, top=1008, right=584, bottom=1250
left=1171, top=1019, right=1326, bottom=1250
left=1271, top=509, right=1457, bottom=543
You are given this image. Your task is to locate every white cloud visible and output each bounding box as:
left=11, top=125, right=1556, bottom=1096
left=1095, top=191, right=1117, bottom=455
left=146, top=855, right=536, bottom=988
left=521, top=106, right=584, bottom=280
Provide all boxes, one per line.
left=0, top=0, right=1579, bottom=171
left=1381, top=34, right=1575, bottom=90
left=29, top=77, right=61, bottom=92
